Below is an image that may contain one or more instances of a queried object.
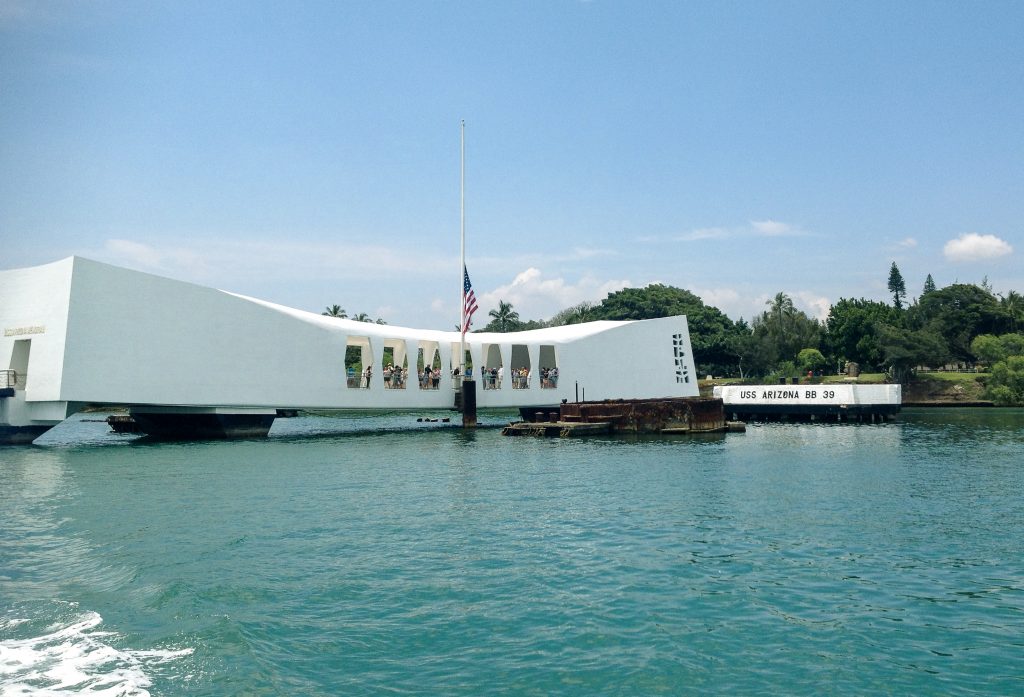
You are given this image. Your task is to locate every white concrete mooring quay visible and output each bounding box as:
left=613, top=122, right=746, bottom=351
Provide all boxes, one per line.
left=713, top=383, right=902, bottom=422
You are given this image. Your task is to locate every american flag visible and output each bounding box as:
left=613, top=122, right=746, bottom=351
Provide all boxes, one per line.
left=462, top=265, right=478, bottom=334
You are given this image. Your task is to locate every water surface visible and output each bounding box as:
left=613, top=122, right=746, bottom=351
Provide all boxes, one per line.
left=2, top=409, right=1022, bottom=695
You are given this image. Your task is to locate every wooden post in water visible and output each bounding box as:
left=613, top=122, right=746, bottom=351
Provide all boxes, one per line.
left=462, top=378, right=477, bottom=428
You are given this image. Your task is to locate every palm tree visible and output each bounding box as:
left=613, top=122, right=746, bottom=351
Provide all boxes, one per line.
left=323, top=305, right=347, bottom=318
left=488, top=300, right=520, bottom=332
left=1001, top=290, right=1023, bottom=332
left=761, top=292, right=823, bottom=365
left=767, top=292, right=796, bottom=335
left=352, top=312, right=371, bottom=322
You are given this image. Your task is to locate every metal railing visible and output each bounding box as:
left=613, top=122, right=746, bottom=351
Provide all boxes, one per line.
left=474, top=374, right=531, bottom=390
left=346, top=371, right=443, bottom=389
left=513, top=376, right=532, bottom=389
left=539, top=375, right=559, bottom=390
left=341, top=369, right=560, bottom=391
left=477, top=373, right=562, bottom=390
left=383, top=372, right=408, bottom=389
left=1, top=369, right=20, bottom=390
left=346, top=371, right=413, bottom=388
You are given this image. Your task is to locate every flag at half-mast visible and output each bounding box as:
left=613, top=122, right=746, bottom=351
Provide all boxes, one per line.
left=462, top=265, right=478, bottom=333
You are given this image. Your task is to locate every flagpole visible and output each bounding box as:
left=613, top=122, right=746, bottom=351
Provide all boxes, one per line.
left=457, top=120, right=477, bottom=428
left=459, top=119, right=466, bottom=379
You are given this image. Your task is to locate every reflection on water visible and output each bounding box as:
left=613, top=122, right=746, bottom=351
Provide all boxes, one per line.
left=899, top=406, right=1024, bottom=448
left=1, top=449, right=77, bottom=598
left=1, top=447, right=138, bottom=599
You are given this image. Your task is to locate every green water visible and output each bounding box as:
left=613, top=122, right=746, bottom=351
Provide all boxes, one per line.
left=2, top=409, right=1022, bottom=695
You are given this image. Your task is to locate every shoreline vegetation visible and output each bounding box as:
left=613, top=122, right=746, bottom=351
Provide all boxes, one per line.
left=426, top=263, right=1022, bottom=407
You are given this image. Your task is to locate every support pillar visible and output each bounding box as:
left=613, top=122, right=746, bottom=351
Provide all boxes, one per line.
left=462, top=379, right=477, bottom=428
left=0, top=423, right=53, bottom=445
left=0, top=394, right=69, bottom=445
left=129, top=406, right=277, bottom=440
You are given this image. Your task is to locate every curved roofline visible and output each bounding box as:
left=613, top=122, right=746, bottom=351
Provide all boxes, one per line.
left=228, top=291, right=635, bottom=342
left=2, top=256, right=679, bottom=343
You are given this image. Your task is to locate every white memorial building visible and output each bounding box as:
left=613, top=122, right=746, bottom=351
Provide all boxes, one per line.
left=1, top=257, right=699, bottom=443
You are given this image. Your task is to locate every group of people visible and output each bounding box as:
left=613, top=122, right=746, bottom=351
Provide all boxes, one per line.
left=346, top=364, right=410, bottom=389
left=420, top=367, right=442, bottom=389
left=346, top=364, right=558, bottom=390
left=481, top=365, right=505, bottom=390
left=472, top=365, right=560, bottom=390
left=510, top=367, right=530, bottom=389
left=382, top=364, right=407, bottom=389
left=539, top=366, right=558, bottom=388
left=346, top=366, right=369, bottom=388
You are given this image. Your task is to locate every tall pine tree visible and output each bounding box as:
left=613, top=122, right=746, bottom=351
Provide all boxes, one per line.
left=922, top=273, right=936, bottom=296
left=888, top=262, right=907, bottom=310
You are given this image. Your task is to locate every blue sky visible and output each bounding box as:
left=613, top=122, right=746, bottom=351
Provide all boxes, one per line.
left=2, top=1, right=1021, bottom=329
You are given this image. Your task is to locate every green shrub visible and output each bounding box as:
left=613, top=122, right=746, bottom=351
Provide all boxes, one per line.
left=985, top=355, right=1024, bottom=406
left=797, top=348, right=828, bottom=373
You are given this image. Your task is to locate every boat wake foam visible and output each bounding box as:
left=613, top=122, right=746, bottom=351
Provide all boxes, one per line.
left=0, top=610, right=192, bottom=696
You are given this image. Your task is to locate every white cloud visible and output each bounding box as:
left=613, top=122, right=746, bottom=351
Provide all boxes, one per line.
left=97, top=236, right=450, bottom=285
left=565, top=246, right=615, bottom=260
left=469, top=245, right=616, bottom=275
left=478, top=267, right=631, bottom=322
left=695, top=287, right=740, bottom=308
left=693, top=287, right=742, bottom=316
left=103, top=239, right=212, bottom=276
left=676, top=219, right=807, bottom=242
left=750, top=219, right=796, bottom=236
left=678, top=227, right=730, bottom=242
left=694, top=286, right=813, bottom=323
left=896, top=237, right=917, bottom=248
left=104, top=239, right=164, bottom=268
left=792, top=291, right=832, bottom=321
left=943, top=233, right=1013, bottom=262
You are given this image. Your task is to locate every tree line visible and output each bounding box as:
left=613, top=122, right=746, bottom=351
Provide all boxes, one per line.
left=322, top=305, right=386, bottom=324
left=477, top=264, right=1024, bottom=405
left=320, top=264, right=1024, bottom=404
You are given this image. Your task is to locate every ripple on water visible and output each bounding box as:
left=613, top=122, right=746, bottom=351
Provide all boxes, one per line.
left=2, top=410, right=1023, bottom=694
